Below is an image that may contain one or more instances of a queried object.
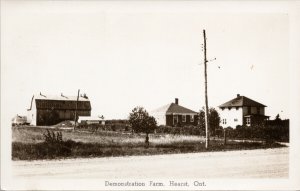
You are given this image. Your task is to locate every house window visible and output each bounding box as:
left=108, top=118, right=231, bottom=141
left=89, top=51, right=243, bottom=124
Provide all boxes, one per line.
left=173, top=115, right=178, bottom=125
left=190, top=115, right=194, bottom=122
left=234, top=118, right=238, bottom=122
left=246, top=117, right=251, bottom=125
left=257, top=107, right=260, bottom=114
left=222, top=119, right=227, bottom=124
left=182, top=115, right=186, bottom=122
left=236, top=107, right=239, bottom=110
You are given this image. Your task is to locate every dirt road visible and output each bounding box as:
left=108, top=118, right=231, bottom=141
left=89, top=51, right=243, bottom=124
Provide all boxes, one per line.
left=12, top=147, right=288, bottom=178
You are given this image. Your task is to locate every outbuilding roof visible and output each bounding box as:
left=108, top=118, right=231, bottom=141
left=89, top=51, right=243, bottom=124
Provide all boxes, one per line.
left=219, top=95, right=266, bottom=108
left=152, top=103, right=197, bottom=114
left=78, top=116, right=104, bottom=122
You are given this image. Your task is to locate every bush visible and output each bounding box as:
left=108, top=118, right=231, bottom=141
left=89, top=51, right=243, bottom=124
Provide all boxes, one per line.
left=43, top=129, right=63, bottom=143
left=41, top=130, right=73, bottom=158
left=155, top=125, right=205, bottom=136
left=78, top=122, right=131, bottom=132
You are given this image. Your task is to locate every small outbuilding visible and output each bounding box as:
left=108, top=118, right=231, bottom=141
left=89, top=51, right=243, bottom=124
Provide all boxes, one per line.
left=12, top=115, right=27, bottom=126
left=78, top=116, right=105, bottom=125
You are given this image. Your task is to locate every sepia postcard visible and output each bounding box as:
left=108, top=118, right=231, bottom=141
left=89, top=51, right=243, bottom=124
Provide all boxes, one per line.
left=1, top=0, right=300, bottom=190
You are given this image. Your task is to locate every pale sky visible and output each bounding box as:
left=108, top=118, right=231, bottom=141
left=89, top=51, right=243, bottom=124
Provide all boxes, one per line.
left=1, top=1, right=290, bottom=120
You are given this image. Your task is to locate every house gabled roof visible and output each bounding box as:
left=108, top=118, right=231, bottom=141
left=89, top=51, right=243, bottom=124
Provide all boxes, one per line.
left=152, top=103, right=197, bottom=114
left=219, top=95, right=266, bottom=108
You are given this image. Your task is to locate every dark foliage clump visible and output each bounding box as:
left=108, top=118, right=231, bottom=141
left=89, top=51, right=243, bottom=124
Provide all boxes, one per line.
left=155, top=125, right=206, bottom=136
left=224, top=125, right=289, bottom=142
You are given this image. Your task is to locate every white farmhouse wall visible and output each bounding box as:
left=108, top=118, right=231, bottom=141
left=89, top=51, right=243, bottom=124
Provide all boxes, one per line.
left=219, top=107, right=243, bottom=128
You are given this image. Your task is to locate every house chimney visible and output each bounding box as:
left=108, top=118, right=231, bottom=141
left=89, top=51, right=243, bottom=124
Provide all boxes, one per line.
left=175, top=98, right=179, bottom=105
left=237, top=94, right=240, bottom=97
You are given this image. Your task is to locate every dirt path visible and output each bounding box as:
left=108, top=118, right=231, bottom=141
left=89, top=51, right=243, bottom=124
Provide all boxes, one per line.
left=12, top=147, right=288, bottom=178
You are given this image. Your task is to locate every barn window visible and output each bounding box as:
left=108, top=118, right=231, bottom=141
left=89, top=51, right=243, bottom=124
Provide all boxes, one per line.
left=182, top=115, right=186, bottom=122
left=190, top=115, right=194, bottom=122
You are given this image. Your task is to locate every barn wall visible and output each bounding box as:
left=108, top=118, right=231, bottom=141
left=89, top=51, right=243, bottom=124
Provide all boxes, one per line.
left=32, top=99, right=91, bottom=126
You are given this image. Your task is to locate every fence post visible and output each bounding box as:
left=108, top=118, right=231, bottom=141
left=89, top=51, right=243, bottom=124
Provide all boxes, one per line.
left=224, top=128, right=227, bottom=145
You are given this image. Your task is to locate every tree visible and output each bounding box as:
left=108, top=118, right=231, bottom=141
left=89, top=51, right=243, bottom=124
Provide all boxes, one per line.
left=198, top=107, right=221, bottom=136
left=275, top=114, right=281, bottom=121
left=128, top=107, right=157, bottom=146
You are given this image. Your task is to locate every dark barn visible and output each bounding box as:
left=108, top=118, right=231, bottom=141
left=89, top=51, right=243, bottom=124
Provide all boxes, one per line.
left=27, top=93, right=91, bottom=126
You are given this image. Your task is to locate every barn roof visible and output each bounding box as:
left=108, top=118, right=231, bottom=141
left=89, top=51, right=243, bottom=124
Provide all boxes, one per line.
left=28, top=93, right=91, bottom=111
left=34, top=94, right=89, bottom=101
left=152, top=103, right=197, bottom=114
left=219, top=95, right=266, bottom=108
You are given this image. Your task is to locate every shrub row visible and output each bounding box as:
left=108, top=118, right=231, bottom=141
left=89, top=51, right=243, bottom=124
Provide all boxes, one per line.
left=225, top=125, right=289, bottom=142
left=77, top=123, right=131, bottom=132
left=155, top=125, right=206, bottom=136
left=76, top=123, right=289, bottom=142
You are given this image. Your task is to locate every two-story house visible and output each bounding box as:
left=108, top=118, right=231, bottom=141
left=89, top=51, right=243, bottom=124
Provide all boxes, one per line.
left=218, top=94, right=269, bottom=128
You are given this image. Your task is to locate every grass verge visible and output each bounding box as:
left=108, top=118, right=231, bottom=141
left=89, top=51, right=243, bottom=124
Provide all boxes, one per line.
left=12, top=139, right=284, bottom=161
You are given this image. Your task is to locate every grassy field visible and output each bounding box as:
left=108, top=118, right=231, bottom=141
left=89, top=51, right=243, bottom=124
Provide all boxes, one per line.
left=12, top=126, right=205, bottom=144
left=12, top=126, right=284, bottom=160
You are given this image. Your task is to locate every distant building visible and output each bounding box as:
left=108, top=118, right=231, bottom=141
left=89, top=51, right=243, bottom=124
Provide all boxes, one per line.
left=218, top=94, right=269, bottom=128
left=78, top=116, right=105, bottom=125
left=12, top=115, right=27, bottom=126
left=27, top=92, right=91, bottom=126
left=151, top=98, right=199, bottom=126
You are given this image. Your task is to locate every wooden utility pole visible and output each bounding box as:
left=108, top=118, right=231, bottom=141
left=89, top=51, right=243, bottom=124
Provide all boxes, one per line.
left=203, top=30, right=210, bottom=149
left=74, top=89, right=80, bottom=131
